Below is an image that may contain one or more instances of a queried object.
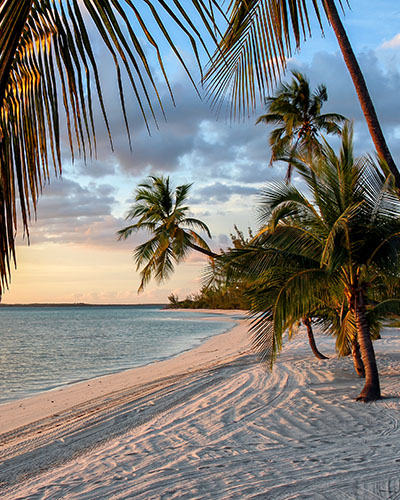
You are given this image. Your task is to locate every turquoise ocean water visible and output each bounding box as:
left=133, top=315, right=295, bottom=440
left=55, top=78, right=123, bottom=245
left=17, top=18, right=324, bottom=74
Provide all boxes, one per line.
left=0, top=306, right=236, bottom=404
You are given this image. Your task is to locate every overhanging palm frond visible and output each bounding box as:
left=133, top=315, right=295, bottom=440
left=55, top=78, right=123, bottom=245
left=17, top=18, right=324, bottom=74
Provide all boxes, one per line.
left=0, top=0, right=220, bottom=297
left=204, top=1, right=327, bottom=117
left=245, top=264, right=331, bottom=368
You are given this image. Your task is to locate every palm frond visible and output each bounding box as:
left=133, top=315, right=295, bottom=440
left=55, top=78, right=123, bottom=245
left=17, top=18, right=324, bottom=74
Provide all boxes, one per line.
left=204, top=1, right=326, bottom=117
left=183, top=217, right=212, bottom=238
left=0, top=0, right=221, bottom=296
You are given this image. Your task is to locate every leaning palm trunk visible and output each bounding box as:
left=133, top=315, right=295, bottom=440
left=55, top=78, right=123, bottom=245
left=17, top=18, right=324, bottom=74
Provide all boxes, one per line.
left=302, top=317, right=328, bottom=360
left=323, top=0, right=400, bottom=188
left=187, top=242, right=219, bottom=259
left=353, top=290, right=381, bottom=401
left=351, top=339, right=365, bottom=378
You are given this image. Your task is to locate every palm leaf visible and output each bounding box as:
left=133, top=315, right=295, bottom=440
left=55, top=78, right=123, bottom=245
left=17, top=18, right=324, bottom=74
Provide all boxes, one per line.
left=204, top=2, right=325, bottom=116
left=0, top=1, right=220, bottom=297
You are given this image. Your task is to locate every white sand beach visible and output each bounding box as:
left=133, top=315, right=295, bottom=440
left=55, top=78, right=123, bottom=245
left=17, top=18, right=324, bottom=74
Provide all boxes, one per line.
left=1, top=310, right=400, bottom=499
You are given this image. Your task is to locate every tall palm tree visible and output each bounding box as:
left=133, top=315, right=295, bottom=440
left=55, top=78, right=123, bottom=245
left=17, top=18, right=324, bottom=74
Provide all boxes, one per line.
left=256, top=71, right=346, bottom=180
left=118, top=175, right=217, bottom=292
left=204, top=0, right=400, bottom=188
left=221, top=124, right=400, bottom=401
left=0, top=1, right=220, bottom=297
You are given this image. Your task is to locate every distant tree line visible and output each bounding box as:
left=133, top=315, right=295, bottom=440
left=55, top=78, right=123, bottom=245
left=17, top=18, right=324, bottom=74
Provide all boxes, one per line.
left=166, top=284, right=250, bottom=310
left=166, top=226, right=253, bottom=310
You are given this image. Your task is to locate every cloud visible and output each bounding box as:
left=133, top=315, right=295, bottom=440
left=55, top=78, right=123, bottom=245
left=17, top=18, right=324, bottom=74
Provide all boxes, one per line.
left=381, top=34, right=400, bottom=49
left=71, top=55, right=273, bottom=188
left=35, top=178, right=115, bottom=219
left=191, top=182, right=259, bottom=204
left=18, top=178, right=135, bottom=249
left=215, top=233, right=231, bottom=250
left=29, top=44, right=400, bottom=253
left=71, top=159, right=117, bottom=179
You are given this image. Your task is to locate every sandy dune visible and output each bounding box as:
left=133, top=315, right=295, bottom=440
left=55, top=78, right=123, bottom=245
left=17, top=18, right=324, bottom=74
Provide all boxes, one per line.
left=1, top=311, right=400, bottom=499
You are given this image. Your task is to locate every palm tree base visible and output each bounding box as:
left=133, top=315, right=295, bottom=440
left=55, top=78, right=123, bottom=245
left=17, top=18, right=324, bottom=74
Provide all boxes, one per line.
left=355, top=386, right=381, bottom=402
left=355, top=395, right=381, bottom=402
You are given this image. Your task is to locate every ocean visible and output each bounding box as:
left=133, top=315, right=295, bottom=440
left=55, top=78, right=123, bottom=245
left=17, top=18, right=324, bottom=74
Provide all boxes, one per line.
left=0, top=306, right=237, bottom=404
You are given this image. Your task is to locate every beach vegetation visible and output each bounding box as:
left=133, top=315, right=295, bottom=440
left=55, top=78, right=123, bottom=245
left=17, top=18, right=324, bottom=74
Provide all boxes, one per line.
left=167, top=226, right=253, bottom=310
left=167, top=282, right=250, bottom=310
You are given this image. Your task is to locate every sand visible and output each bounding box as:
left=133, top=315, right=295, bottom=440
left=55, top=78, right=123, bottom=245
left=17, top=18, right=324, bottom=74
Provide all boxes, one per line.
left=1, top=310, right=400, bottom=499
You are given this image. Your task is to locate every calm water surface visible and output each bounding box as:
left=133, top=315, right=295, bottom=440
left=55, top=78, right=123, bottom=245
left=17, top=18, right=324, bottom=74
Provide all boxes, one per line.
left=0, top=306, right=236, bottom=404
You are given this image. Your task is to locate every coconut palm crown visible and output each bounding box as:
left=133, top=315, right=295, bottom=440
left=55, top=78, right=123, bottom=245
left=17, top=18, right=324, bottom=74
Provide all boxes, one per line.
left=118, top=176, right=217, bottom=292
left=256, top=71, right=346, bottom=177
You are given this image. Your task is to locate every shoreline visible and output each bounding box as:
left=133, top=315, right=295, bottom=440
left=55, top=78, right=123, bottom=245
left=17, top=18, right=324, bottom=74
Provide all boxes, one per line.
left=0, top=309, right=250, bottom=435
left=0, top=307, right=245, bottom=408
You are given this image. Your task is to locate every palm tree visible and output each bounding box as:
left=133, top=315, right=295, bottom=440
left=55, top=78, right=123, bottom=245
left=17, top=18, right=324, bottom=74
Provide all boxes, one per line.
left=204, top=0, right=400, bottom=188
left=118, top=175, right=217, bottom=292
left=256, top=71, right=346, bottom=180
left=249, top=268, right=330, bottom=363
left=0, top=1, right=220, bottom=297
left=208, top=226, right=329, bottom=360
left=222, top=124, right=400, bottom=401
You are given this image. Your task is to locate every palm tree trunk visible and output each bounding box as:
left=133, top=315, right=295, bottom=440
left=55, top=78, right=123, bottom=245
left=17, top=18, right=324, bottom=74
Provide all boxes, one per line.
left=353, top=289, right=381, bottom=401
left=351, top=339, right=365, bottom=378
left=302, top=317, right=328, bottom=360
left=187, top=242, right=219, bottom=259
left=323, top=0, right=400, bottom=189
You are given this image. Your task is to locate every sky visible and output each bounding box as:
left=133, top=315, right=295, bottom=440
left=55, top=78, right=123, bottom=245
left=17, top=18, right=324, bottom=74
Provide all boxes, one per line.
left=3, top=0, right=400, bottom=304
